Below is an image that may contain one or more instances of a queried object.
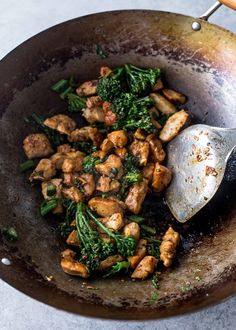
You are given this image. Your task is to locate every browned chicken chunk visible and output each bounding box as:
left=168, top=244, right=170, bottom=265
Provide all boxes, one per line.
left=100, top=138, right=114, bottom=153
left=61, top=151, right=85, bottom=173
left=146, top=134, right=166, bottom=163
left=152, top=78, right=164, bottom=91
left=86, top=96, right=103, bottom=108
left=125, top=179, right=148, bottom=214
left=62, top=186, right=84, bottom=203
left=131, top=256, right=158, bottom=279
left=134, top=128, right=147, bottom=141
left=100, top=213, right=124, bottom=231
left=99, top=255, right=123, bottom=272
left=128, top=239, right=147, bottom=269
left=83, top=107, right=105, bottom=124
left=50, top=152, right=67, bottom=170
left=23, top=133, right=53, bottom=159
left=77, top=173, right=95, bottom=197
left=76, top=80, right=98, bottom=96
left=66, top=230, right=80, bottom=247
left=57, top=144, right=72, bottom=153
left=100, top=66, right=112, bottom=77
left=123, top=222, right=140, bottom=241
left=150, top=93, right=177, bottom=115
left=160, top=227, right=180, bottom=267
left=149, top=107, right=162, bottom=130
left=44, top=114, right=76, bottom=135
left=142, top=162, right=155, bottom=183
left=41, top=178, right=63, bottom=214
left=114, top=147, right=127, bottom=159
left=159, top=110, right=189, bottom=143
left=96, top=176, right=120, bottom=193
left=95, top=154, right=124, bottom=179
left=162, top=89, right=186, bottom=104
left=30, top=159, right=56, bottom=181
left=88, top=197, right=124, bottom=217
left=107, top=130, right=128, bottom=148
left=152, top=163, right=172, bottom=192
left=61, top=249, right=89, bottom=278
left=92, top=150, right=106, bottom=159
left=68, top=126, right=103, bottom=147
left=129, top=140, right=149, bottom=166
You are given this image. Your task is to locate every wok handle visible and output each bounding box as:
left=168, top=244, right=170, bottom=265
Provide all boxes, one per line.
left=219, top=0, right=236, bottom=10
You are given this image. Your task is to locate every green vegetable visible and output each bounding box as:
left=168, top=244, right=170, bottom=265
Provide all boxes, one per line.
left=103, top=261, right=130, bottom=278
left=46, top=183, right=56, bottom=196
left=31, top=113, right=66, bottom=147
left=67, top=93, right=87, bottom=112
left=57, top=199, right=77, bottom=238
left=76, top=203, right=115, bottom=271
left=97, top=67, right=124, bottom=102
left=82, top=155, right=103, bottom=173
left=151, top=274, right=160, bottom=290
left=127, top=215, right=145, bottom=224
left=1, top=227, right=18, bottom=242
left=40, top=198, right=58, bottom=216
left=51, top=79, right=69, bottom=93
left=87, top=207, right=136, bottom=257
left=125, top=64, right=160, bottom=96
left=20, top=160, right=35, bottom=172
left=147, top=239, right=161, bottom=259
left=141, top=225, right=156, bottom=236
left=147, top=292, right=159, bottom=305
left=96, top=44, right=108, bottom=59
left=72, top=141, right=98, bottom=154
left=124, top=171, right=142, bottom=185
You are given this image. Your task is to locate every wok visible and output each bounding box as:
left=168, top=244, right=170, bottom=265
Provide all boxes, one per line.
left=0, top=7, right=236, bottom=320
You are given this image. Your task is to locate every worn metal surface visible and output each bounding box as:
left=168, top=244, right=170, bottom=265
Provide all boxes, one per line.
left=166, top=125, right=236, bottom=222
left=0, top=10, right=235, bottom=319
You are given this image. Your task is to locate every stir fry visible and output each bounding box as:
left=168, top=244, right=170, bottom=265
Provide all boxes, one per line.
left=22, top=64, right=189, bottom=279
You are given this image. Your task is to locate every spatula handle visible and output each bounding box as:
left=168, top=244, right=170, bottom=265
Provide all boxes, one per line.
left=219, top=0, right=236, bottom=10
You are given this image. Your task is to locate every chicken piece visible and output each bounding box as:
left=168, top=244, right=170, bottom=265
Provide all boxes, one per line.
left=114, top=147, right=127, bottom=159
left=57, top=144, right=72, bottom=153
left=107, top=130, right=128, bottom=148
left=77, top=173, right=95, bottom=197
left=150, top=93, right=177, bottom=115
left=96, top=176, right=120, bottom=193
left=128, top=239, right=147, bottom=269
left=123, top=222, right=140, bottom=241
left=86, top=96, right=103, bottom=108
left=100, top=66, right=112, bottom=77
left=152, top=78, right=164, bottom=91
left=149, top=107, right=162, bottom=130
left=152, top=163, right=172, bottom=192
left=129, top=140, right=149, bottom=167
left=142, top=162, right=155, bottom=183
left=162, top=89, right=186, bottom=104
left=92, top=150, right=106, bottom=159
left=134, top=128, right=147, bottom=141
left=100, top=138, right=114, bottom=154
left=60, top=249, right=89, bottom=278
left=23, top=133, right=53, bottom=159
left=66, top=230, right=80, bottom=247
left=95, top=154, right=124, bottom=179
left=104, top=110, right=117, bottom=126
left=125, top=179, right=148, bottom=214
left=62, top=186, right=84, bottom=202
left=160, top=227, right=180, bottom=267
left=44, top=114, right=76, bottom=135
left=146, top=134, right=166, bottom=163
left=30, top=159, right=56, bottom=181
left=99, top=255, right=123, bottom=272
left=50, top=152, right=67, bottom=169
left=82, top=107, right=105, bottom=124
left=63, top=173, right=79, bottom=185
left=41, top=178, right=63, bottom=214
left=131, top=256, right=158, bottom=279
left=100, top=213, right=124, bottom=231
left=159, top=110, right=189, bottom=143
left=68, top=126, right=103, bottom=147
left=61, top=151, right=85, bottom=173
left=88, top=197, right=124, bottom=217
left=76, top=79, right=98, bottom=96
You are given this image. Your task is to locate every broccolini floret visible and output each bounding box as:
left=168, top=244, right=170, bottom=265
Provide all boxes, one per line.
left=97, top=67, right=124, bottom=102
left=82, top=155, right=103, bottom=173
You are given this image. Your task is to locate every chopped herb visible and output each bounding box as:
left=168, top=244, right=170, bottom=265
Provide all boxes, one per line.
left=82, top=155, right=103, bottom=174
left=151, top=274, right=160, bottom=290
left=20, top=160, right=35, bottom=172
left=1, top=227, right=18, bottom=242
left=46, top=183, right=56, bottom=196
left=147, top=239, right=161, bottom=259
left=147, top=292, right=159, bottom=305
left=96, top=44, right=108, bottom=59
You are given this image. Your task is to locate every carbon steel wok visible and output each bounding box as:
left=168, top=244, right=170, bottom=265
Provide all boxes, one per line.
left=0, top=9, right=236, bottom=320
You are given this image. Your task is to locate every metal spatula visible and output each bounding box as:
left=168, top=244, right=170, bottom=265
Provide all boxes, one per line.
left=165, top=124, right=236, bottom=223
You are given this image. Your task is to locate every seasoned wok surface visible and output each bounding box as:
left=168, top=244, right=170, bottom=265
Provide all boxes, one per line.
left=0, top=10, right=235, bottom=319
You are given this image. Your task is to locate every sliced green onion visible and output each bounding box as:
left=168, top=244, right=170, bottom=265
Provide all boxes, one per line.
left=59, top=86, right=74, bottom=100
left=141, top=224, right=156, bottom=235
left=46, top=183, right=56, bottom=196
left=127, top=215, right=145, bottom=224
left=20, top=160, right=35, bottom=172
left=40, top=199, right=57, bottom=216
left=51, top=79, right=69, bottom=93
left=1, top=227, right=18, bottom=242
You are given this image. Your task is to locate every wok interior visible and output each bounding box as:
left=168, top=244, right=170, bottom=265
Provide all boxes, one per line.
left=0, top=11, right=235, bottom=319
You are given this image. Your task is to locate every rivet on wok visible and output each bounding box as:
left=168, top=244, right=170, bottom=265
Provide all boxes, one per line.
left=192, top=21, right=201, bottom=31
left=1, top=257, right=12, bottom=266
